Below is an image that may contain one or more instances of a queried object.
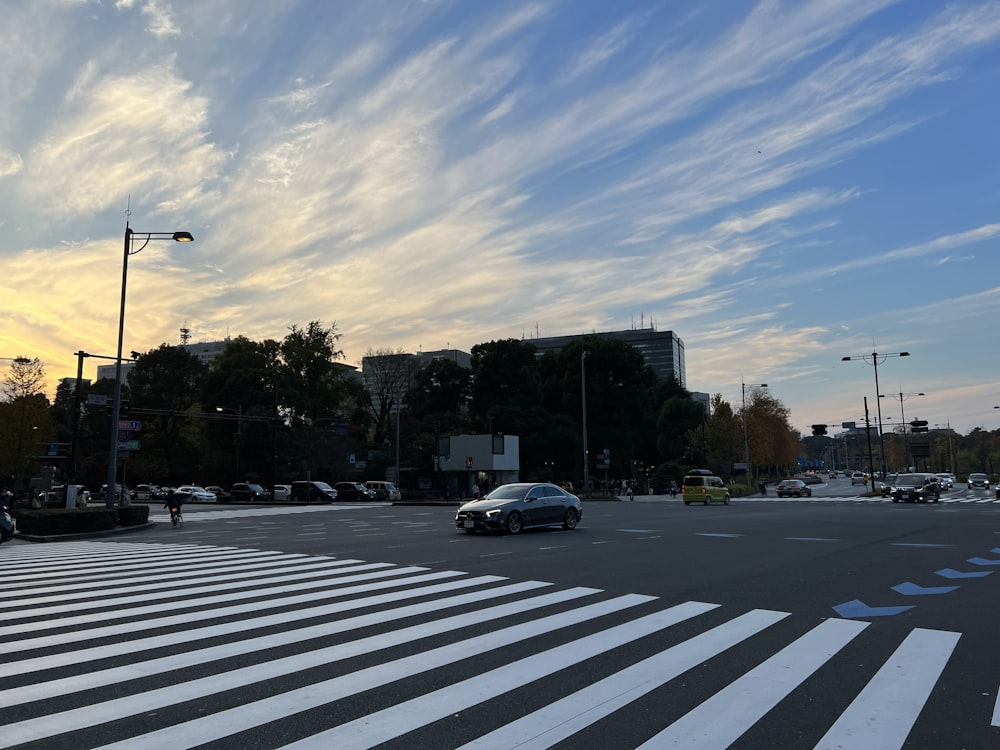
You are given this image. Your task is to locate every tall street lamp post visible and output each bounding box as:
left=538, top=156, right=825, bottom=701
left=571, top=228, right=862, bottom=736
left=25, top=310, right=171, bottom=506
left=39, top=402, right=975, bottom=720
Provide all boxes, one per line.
left=879, top=390, right=924, bottom=472
left=581, top=351, right=589, bottom=496
left=841, top=350, right=910, bottom=482
left=106, top=220, right=193, bottom=508
left=741, top=380, right=767, bottom=483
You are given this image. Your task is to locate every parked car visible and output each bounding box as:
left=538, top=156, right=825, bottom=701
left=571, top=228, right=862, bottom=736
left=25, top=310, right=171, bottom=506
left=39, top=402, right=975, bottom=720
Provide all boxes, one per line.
left=134, top=484, right=166, bottom=502
left=174, top=485, right=218, bottom=502
left=889, top=474, right=940, bottom=503
left=681, top=474, right=730, bottom=506
left=230, top=482, right=268, bottom=502
left=775, top=479, right=811, bottom=498
left=333, top=482, right=376, bottom=502
left=99, top=484, right=135, bottom=503
left=850, top=472, right=867, bottom=485
left=206, top=485, right=233, bottom=502
left=455, top=482, right=582, bottom=534
left=364, top=480, right=401, bottom=501
left=289, top=480, right=338, bottom=502
left=968, top=473, right=990, bottom=490
left=272, top=484, right=291, bottom=502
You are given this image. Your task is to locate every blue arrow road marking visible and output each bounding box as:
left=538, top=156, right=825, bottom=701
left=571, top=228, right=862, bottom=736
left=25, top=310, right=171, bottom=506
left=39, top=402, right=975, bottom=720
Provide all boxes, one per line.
left=784, top=537, right=839, bottom=542
left=833, top=599, right=915, bottom=618
left=617, top=529, right=659, bottom=534
left=891, top=543, right=953, bottom=548
left=936, top=568, right=993, bottom=579
left=891, top=582, right=959, bottom=596
left=968, top=557, right=1000, bottom=566
left=696, top=533, right=742, bottom=538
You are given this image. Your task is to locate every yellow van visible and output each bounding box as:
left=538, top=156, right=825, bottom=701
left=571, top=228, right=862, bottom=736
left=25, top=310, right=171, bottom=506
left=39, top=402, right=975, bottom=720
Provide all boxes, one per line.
left=682, top=474, right=731, bottom=505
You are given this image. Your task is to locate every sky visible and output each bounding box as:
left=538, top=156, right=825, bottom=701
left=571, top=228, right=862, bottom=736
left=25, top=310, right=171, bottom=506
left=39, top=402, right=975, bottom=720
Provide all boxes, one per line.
left=1, top=0, right=999, bottom=437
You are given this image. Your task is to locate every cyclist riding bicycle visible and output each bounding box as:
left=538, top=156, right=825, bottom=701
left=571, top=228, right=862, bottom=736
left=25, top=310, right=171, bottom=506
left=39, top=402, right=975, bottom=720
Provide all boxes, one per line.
left=164, top=491, right=184, bottom=527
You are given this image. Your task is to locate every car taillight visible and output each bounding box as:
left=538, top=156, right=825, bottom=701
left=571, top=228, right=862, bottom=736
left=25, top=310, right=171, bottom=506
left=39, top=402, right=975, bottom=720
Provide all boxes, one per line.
left=700, top=487, right=705, bottom=493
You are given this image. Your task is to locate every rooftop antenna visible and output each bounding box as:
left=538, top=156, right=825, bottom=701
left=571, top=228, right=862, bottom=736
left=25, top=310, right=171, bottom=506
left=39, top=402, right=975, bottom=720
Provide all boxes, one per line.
left=180, top=322, right=191, bottom=345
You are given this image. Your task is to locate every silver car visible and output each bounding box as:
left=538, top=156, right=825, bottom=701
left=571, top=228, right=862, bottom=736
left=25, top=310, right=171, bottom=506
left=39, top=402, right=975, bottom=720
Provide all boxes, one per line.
left=455, top=482, right=582, bottom=535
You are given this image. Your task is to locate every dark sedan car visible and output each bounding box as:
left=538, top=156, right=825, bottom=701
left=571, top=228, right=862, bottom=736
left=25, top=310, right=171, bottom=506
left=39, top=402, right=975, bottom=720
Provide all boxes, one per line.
left=775, top=479, right=811, bottom=497
left=890, top=474, right=940, bottom=503
left=333, top=482, right=376, bottom=502
left=455, top=482, right=582, bottom=535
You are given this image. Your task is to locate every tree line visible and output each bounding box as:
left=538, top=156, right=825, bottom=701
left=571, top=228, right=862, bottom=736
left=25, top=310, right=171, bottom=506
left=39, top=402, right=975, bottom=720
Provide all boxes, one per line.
left=7, top=322, right=993, bottom=497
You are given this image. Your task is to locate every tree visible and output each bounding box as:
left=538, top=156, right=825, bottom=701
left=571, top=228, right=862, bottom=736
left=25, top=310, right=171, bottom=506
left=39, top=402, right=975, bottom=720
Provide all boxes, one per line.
left=0, top=358, right=51, bottom=495
left=469, top=339, right=542, bottom=430
left=406, top=358, right=471, bottom=420
left=127, top=344, right=209, bottom=482
left=698, top=394, right=743, bottom=476
left=200, top=336, right=282, bottom=485
left=363, top=348, right=413, bottom=445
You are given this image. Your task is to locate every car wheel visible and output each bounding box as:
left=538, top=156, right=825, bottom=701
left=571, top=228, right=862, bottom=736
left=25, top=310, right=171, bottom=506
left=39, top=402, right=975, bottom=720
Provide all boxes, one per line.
left=723, top=495, right=730, bottom=505
left=505, top=511, right=523, bottom=535
left=683, top=501, right=690, bottom=506
left=703, top=496, right=710, bottom=506
left=562, top=507, right=579, bottom=530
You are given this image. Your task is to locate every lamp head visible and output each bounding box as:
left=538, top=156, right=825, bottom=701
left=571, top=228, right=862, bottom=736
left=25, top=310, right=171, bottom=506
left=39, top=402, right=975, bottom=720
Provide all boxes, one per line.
left=172, top=231, right=194, bottom=242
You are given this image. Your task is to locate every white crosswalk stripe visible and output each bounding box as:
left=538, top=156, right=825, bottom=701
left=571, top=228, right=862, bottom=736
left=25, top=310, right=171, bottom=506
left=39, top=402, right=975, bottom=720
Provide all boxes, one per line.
left=0, top=541, right=965, bottom=749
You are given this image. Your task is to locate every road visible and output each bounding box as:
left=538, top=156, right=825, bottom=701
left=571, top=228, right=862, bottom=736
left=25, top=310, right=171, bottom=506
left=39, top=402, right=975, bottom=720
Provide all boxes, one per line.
left=3, top=486, right=999, bottom=748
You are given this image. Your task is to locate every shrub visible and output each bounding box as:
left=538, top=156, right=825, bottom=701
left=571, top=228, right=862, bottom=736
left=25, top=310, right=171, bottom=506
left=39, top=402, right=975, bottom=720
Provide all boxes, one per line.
left=117, top=505, right=149, bottom=526
left=14, top=508, right=118, bottom=535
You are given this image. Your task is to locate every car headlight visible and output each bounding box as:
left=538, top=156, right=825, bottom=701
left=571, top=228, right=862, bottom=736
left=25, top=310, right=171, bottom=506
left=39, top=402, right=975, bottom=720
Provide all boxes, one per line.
left=486, top=509, right=502, bottom=519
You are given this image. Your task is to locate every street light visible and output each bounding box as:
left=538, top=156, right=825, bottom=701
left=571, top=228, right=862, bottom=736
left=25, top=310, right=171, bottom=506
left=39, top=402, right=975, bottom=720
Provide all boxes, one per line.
left=581, top=350, right=589, bottom=496
left=106, top=219, right=193, bottom=508
left=879, top=390, right=924, bottom=471
left=741, top=380, right=767, bottom=483
left=0, top=357, right=31, bottom=366
left=841, top=349, right=910, bottom=481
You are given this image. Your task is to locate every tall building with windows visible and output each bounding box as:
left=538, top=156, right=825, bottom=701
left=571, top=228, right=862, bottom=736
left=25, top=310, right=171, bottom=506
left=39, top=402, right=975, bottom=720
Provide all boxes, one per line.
left=524, top=327, right=685, bottom=386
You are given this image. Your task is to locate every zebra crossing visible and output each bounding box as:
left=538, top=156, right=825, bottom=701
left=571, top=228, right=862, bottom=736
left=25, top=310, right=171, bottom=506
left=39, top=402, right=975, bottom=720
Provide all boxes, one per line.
left=0, top=540, right=972, bottom=748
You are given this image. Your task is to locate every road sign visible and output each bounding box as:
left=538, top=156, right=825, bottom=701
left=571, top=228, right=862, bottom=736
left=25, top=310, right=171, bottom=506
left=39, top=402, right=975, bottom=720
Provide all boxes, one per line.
left=119, top=420, right=142, bottom=431
left=117, top=440, right=141, bottom=451
left=87, top=394, right=108, bottom=406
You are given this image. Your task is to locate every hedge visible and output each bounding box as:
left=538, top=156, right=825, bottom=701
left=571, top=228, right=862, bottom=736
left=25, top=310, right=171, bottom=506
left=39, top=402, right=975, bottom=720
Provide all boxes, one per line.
left=12, top=505, right=150, bottom=536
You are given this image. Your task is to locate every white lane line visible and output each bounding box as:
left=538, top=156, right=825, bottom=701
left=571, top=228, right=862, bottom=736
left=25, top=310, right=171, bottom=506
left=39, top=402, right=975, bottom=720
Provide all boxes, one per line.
left=48, top=595, right=660, bottom=750
left=992, top=683, right=1000, bottom=726
left=275, top=601, right=726, bottom=750
left=0, top=563, right=427, bottom=643
left=457, top=608, right=791, bottom=750
left=814, top=627, right=960, bottom=750
left=639, top=618, right=869, bottom=748
left=3, top=579, right=572, bottom=706
left=0, top=558, right=368, bottom=615
left=0, top=552, right=333, bottom=596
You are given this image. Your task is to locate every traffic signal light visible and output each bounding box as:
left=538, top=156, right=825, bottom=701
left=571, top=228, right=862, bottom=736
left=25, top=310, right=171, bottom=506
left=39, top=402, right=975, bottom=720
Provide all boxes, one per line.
left=910, top=420, right=929, bottom=433
left=811, top=424, right=828, bottom=436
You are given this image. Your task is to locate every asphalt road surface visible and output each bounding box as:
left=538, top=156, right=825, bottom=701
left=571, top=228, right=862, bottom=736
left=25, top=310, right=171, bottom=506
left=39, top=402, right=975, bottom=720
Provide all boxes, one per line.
left=3, top=488, right=999, bottom=749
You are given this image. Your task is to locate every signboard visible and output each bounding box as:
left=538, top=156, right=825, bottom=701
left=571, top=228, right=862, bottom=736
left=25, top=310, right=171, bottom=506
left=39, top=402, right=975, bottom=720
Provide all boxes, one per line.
left=117, top=439, right=141, bottom=451
left=87, top=394, right=108, bottom=406
left=119, top=420, right=142, bottom=431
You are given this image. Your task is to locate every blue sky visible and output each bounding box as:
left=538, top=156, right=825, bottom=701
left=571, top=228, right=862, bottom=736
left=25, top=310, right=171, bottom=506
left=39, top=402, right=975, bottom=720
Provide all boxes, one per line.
left=1, top=0, right=999, bottom=436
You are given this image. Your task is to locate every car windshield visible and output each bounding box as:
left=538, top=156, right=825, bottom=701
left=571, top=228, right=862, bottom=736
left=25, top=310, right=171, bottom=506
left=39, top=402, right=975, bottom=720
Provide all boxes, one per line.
left=895, top=474, right=924, bottom=485
left=313, top=482, right=333, bottom=490
left=486, top=485, right=528, bottom=500
left=970, top=473, right=987, bottom=480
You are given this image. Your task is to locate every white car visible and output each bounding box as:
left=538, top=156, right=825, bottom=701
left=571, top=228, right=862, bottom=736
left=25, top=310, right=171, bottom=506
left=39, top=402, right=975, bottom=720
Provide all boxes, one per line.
left=850, top=472, right=867, bottom=485
left=935, top=473, right=954, bottom=490
left=174, top=485, right=217, bottom=502
left=272, top=484, right=291, bottom=502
